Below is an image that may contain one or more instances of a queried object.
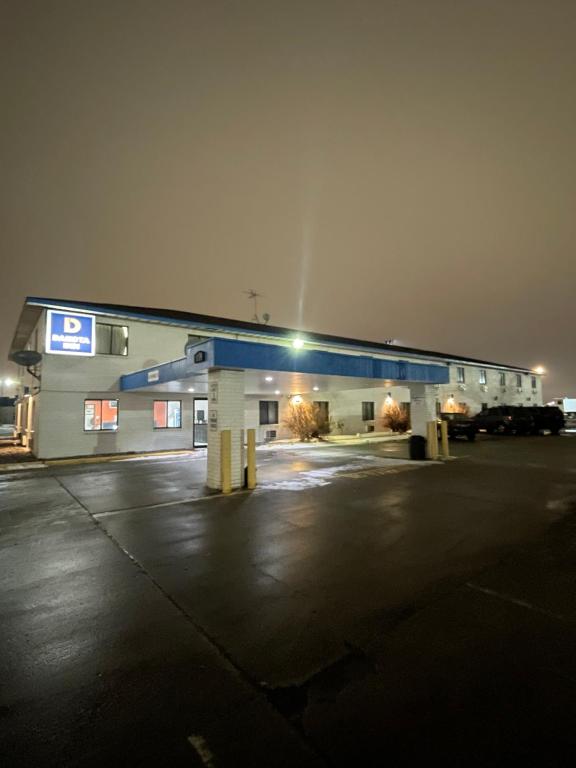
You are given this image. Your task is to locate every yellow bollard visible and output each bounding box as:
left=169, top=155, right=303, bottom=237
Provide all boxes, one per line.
left=440, top=419, right=450, bottom=459
left=246, top=428, right=257, bottom=489
left=426, top=420, right=439, bottom=460
left=220, top=430, right=232, bottom=494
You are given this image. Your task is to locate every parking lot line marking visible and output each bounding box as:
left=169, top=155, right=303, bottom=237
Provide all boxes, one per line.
left=466, top=582, right=566, bottom=621
left=187, top=734, right=216, bottom=766
left=93, top=489, right=251, bottom=518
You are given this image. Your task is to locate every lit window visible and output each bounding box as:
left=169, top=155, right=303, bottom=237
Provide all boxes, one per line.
left=362, top=401, right=375, bottom=421
left=96, top=323, right=128, bottom=356
left=479, top=369, right=487, bottom=385
left=84, top=399, right=119, bottom=431
left=456, top=367, right=465, bottom=384
left=153, top=400, right=182, bottom=429
left=259, top=401, right=279, bottom=425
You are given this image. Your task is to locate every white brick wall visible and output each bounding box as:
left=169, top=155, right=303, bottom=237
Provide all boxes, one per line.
left=206, top=369, right=245, bottom=490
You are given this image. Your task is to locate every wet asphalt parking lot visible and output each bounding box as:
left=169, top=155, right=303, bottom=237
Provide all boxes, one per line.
left=2, top=434, right=576, bottom=766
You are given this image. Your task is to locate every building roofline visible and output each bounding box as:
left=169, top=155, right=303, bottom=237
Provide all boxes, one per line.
left=21, top=296, right=536, bottom=373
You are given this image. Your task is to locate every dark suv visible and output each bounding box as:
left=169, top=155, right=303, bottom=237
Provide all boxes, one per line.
left=475, top=406, right=564, bottom=435
left=439, top=412, right=477, bottom=441
left=526, top=406, right=564, bottom=435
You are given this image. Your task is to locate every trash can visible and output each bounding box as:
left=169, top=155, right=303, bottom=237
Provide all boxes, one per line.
left=409, top=434, right=427, bottom=460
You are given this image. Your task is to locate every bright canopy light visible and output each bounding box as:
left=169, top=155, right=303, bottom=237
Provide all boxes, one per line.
left=292, top=338, right=304, bottom=350
left=188, top=387, right=195, bottom=392
left=312, top=386, right=319, bottom=392
left=265, top=376, right=273, bottom=382
left=274, top=390, right=280, bottom=395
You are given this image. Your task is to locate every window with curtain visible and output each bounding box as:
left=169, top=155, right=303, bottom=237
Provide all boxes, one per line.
left=84, top=399, right=119, bottom=431
left=153, top=400, right=182, bottom=429
left=96, top=323, right=128, bottom=356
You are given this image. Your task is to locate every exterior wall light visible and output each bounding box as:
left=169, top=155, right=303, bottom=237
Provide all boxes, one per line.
left=384, top=393, right=394, bottom=406
left=292, top=338, right=304, bottom=349
left=291, top=394, right=303, bottom=405
left=312, top=386, right=319, bottom=391
left=188, top=387, right=195, bottom=392
left=274, top=390, right=280, bottom=395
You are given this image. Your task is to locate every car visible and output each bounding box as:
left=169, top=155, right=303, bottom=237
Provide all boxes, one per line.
left=439, top=412, right=477, bottom=441
left=474, top=406, right=534, bottom=435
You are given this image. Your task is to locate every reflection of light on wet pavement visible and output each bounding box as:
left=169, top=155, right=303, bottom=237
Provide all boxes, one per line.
left=257, top=456, right=433, bottom=491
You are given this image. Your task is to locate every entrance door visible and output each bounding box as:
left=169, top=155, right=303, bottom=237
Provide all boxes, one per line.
left=193, top=398, right=208, bottom=447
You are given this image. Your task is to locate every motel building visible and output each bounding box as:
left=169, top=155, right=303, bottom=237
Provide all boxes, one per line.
left=9, top=297, right=543, bottom=489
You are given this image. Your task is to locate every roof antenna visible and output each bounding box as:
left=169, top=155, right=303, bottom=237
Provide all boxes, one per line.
left=243, top=290, right=270, bottom=324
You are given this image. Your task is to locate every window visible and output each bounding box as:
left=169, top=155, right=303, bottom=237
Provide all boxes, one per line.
left=314, top=401, right=330, bottom=421
left=456, top=367, right=465, bottom=384
left=481, top=402, right=488, bottom=411
left=362, top=401, right=375, bottom=421
left=84, top=399, right=118, bottom=431
left=96, top=323, right=128, bottom=356
left=153, top=400, right=182, bottom=429
left=516, top=373, right=523, bottom=388
left=500, top=372, right=506, bottom=386
left=479, top=369, right=487, bottom=385
left=259, top=400, right=279, bottom=425
left=531, top=376, right=537, bottom=390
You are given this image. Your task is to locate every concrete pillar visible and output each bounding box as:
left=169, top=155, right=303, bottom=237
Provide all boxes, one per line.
left=410, top=384, right=438, bottom=438
left=207, top=369, right=245, bottom=490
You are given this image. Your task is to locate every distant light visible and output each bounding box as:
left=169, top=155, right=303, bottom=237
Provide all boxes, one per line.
left=274, top=390, right=280, bottom=395
left=291, top=394, right=303, bottom=405
left=188, top=387, right=195, bottom=392
left=265, top=376, right=273, bottom=382
left=534, top=366, right=546, bottom=375
left=312, top=386, right=319, bottom=391
left=292, top=338, right=304, bottom=350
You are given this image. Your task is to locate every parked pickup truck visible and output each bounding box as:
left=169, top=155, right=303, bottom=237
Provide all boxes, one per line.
left=439, top=412, right=477, bottom=441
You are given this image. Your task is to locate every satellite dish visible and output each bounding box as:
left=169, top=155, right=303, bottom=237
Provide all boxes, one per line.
left=9, top=350, right=42, bottom=367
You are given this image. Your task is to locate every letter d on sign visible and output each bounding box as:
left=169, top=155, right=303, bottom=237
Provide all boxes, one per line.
left=64, top=317, right=82, bottom=333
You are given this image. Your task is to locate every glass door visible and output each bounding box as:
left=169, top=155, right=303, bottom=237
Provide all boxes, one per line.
left=193, top=398, right=208, bottom=447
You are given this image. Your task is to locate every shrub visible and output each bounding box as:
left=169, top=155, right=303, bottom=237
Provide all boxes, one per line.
left=283, top=401, right=332, bottom=441
left=382, top=401, right=409, bottom=433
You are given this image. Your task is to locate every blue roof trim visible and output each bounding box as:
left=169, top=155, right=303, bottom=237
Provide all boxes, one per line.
left=120, top=357, right=190, bottom=390
left=120, top=338, right=449, bottom=390
left=213, top=338, right=448, bottom=382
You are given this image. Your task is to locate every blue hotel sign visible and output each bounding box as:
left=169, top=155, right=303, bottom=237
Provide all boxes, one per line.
left=45, top=310, right=96, bottom=356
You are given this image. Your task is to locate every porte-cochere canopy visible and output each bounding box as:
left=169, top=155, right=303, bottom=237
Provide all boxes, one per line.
left=120, top=337, right=450, bottom=392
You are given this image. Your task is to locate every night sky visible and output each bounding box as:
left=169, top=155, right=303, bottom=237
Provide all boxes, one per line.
left=2, top=1, right=575, bottom=396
